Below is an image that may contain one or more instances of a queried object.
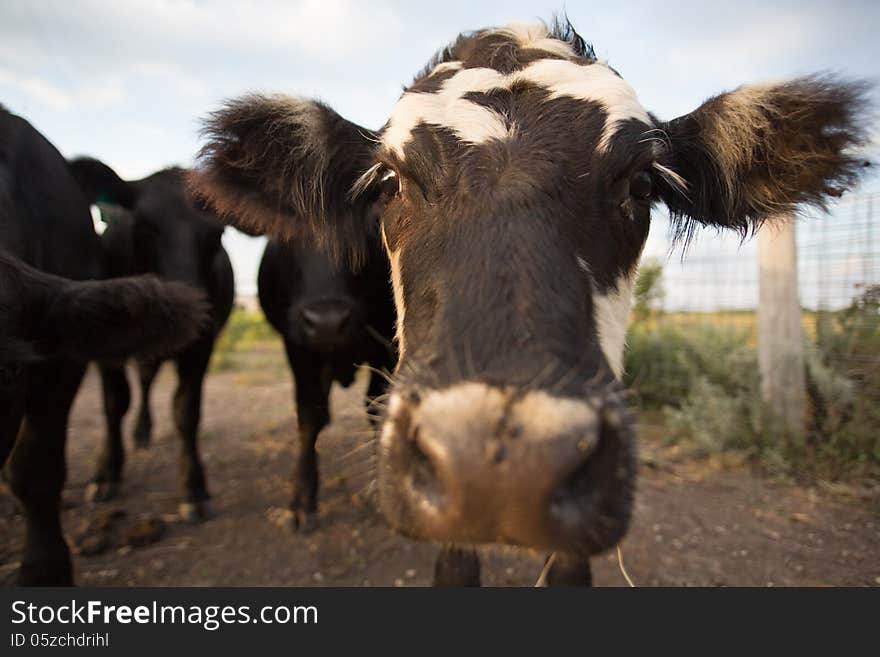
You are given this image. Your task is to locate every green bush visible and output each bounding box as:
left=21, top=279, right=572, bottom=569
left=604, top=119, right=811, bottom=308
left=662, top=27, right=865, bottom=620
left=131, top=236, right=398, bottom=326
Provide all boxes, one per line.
left=211, top=308, right=277, bottom=371
left=632, top=259, right=664, bottom=321
left=624, top=321, right=756, bottom=408
left=625, top=267, right=880, bottom=488
left=805, top=286, right=880, bottom=482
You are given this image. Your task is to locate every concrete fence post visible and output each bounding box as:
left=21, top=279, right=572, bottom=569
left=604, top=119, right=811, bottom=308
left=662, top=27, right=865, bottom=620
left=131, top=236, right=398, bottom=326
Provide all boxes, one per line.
left=757, top=217, right=806, bottom=436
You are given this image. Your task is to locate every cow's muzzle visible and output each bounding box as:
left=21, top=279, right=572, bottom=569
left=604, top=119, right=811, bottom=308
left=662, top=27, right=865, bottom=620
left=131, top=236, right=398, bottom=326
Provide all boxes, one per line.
left=378, top=382, right=636, bottom=555
left=293, top=299, right=357, bottom=351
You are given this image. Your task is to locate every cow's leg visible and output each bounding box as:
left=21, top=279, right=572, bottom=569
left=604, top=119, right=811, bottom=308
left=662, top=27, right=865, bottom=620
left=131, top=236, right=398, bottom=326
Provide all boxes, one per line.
left=0, top=376, right=25, bottom=468
left=85, top=364, right=129, bottom=502
left=173, top=340, right=213, bottom=522
left=545, top=554, right=593, bottom=586
left=0, top=410, right=22, bottom=470
left=287, top=343, right=331, bottom=532
left=6, top=359, right=85, bottom=585
left=133, top=359, right=160, bottom=448
left=433, top=545, right=481, bottom=586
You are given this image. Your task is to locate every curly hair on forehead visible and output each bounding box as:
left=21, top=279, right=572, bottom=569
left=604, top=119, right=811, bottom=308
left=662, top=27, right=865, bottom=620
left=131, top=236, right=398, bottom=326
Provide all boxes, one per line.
left=414, top=14, right=597, bottom=82
left=548, top=14, right=596, bottom=60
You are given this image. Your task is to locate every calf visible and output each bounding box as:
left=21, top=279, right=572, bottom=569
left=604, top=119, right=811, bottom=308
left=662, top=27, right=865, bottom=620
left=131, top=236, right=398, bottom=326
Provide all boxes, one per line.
left=191, top=19, right=871, bottom=585
left=258, top=238, right=396, bottom=530
left=0, top=106, right=207, bottom=585
left=67, top=160, right=234, bottom=521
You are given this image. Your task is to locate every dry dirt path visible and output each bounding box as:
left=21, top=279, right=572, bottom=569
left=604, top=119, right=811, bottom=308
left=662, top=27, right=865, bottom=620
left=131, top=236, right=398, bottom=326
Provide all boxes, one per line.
left=2, top=342, right=877, bottom=586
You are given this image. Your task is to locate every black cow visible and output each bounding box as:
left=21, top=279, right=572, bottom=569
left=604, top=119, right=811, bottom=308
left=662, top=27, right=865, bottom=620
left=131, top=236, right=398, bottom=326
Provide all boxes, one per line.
left=0, top=105, right=208, bottom=585
left=67, top=159, right=234, bottom=521
left=191, top=20, right=871, bottom=585
left=258, top=238, right=396, bottom=530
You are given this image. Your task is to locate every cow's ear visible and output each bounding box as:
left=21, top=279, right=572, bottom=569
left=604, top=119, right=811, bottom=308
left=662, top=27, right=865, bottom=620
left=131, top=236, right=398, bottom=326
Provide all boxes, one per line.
left=189, top=94, right=379, bottom=265
left=655, top=76, right=871, bottom=238
left=68, top=157, right=139, bottom=209
left=44, top=275, right=210, bottom=362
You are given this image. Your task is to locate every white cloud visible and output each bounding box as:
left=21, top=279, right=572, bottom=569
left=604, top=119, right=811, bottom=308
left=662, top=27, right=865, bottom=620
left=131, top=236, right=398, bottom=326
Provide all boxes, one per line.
left=0, top=67, right=126, bottom=111
left=0, top=68, right=73, bottom=110
left=0, top=0, right=405, bottom=64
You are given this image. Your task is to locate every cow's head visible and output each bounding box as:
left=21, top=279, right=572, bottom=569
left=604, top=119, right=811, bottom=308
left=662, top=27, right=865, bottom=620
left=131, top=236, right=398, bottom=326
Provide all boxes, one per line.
left=261, top=239, right=389, bottom=355
left=69, top=159, right=226, bottom=292
left=191, top=20, right=869, bottom=556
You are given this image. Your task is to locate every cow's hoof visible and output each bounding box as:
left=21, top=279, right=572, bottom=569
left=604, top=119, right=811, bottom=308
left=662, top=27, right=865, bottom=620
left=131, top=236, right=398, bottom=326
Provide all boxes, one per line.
left=84, top=481, right=119, bottom=504
left=292, top=510, right=319, bottom=533
left=178, top=501, right=214, bottom=523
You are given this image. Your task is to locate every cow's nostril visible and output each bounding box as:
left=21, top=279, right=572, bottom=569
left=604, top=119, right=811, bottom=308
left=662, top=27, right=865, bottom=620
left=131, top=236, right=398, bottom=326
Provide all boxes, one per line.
left=301, top=308, right=321, bottom=329
left=551, top=448, right=597, bottom=512
left=402, top=427, right=445, bottom=510
left=301, top=306, right=352, bottom=336
left=549, top=412, right=618, bottom=519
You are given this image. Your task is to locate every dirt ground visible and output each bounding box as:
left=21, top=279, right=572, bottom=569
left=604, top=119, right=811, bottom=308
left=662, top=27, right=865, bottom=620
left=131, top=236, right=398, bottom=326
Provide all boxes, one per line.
left=2, top=340, right=878, bottom=587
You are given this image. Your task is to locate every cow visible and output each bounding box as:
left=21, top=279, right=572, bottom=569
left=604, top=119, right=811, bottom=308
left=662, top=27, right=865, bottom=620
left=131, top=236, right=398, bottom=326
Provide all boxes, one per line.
left=66, top=159, right=235, bottom=522
left=0, top=105, right=208, bottom=585
left=189, top=19, right=871, bottom=585
left=258, top=238, right=396, bottom=531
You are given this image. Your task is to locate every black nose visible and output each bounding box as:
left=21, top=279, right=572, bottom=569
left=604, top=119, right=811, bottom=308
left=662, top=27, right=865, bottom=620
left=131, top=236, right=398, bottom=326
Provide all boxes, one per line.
left=301, top=304, right=352, bottom=342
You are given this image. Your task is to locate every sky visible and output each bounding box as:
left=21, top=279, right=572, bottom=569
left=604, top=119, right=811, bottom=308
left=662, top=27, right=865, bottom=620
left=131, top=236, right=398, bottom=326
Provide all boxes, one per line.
left=1, top=0, right=878, bottom=308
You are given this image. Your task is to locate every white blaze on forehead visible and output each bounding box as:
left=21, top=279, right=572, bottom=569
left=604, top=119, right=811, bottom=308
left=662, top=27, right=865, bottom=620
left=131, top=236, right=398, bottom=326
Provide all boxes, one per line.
left=592, top=272, right=637, bottom=380
left=383, top=67, right=513, bottom=154
left=521, top=59, right=650, bottom=151
left=383, top=58, right=648, bottom=157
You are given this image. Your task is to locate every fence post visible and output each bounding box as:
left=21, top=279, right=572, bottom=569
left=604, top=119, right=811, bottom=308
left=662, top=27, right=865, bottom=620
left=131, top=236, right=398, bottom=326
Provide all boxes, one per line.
left=757, top=217, right=806, bottom=435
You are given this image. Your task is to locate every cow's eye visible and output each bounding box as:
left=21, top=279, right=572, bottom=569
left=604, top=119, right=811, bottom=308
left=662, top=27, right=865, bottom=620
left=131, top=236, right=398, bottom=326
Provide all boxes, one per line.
left=378, top=169, right=401, bottom=202
left=630, top=170, right=653, bottom=201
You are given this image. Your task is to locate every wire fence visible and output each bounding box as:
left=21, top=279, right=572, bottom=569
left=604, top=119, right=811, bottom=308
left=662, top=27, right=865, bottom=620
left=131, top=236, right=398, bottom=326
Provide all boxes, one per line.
left=642, top=191, right=880, bottom=313
left=625, top=190, right=880, bottom=484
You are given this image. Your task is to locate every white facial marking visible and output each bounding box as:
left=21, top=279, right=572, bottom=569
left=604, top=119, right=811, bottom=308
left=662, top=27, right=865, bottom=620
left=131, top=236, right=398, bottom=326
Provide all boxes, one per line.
left=388, top=249, right=407, bottom=361
left=383, top=67, right=513, bottom=155
left=383, top=23, right=648, bottom=158
left=592, top=272, right=637, bottom=380
left=521, top=59, right=650, bottom=151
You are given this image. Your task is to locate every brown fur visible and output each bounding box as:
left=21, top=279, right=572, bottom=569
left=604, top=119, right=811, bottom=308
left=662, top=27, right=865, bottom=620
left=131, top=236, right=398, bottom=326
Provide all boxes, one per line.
left=189, top=94, right=379, bottom=267
left=659, top=75, right=872, bottom=240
